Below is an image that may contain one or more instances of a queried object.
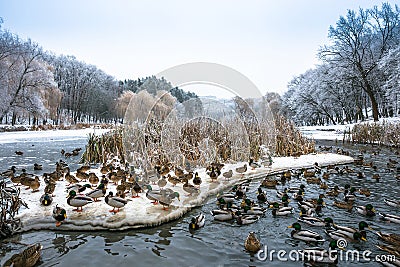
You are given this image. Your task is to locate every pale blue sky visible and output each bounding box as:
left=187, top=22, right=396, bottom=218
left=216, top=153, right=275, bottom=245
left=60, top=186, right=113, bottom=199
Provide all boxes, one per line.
left=0, top=0, right=398, bottom=97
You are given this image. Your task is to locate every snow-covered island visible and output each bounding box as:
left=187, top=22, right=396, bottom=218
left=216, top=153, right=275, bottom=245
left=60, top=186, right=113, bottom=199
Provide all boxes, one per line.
left=14, top=152, right=353, bottom=232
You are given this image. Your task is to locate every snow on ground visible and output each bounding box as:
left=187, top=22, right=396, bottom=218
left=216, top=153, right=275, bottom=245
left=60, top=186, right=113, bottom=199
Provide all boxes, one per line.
left=14, top=152, right=354, bottom=232
left=299, top=116, right=400, bottom=140
left=0, top=127, right=110, bottom=143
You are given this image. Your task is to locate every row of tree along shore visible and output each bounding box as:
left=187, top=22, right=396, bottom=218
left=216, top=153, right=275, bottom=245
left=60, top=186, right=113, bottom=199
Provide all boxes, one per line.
left=283, top=3, right=400, bottom=126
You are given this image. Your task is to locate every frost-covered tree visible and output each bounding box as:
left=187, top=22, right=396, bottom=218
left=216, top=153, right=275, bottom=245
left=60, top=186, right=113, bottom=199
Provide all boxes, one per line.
left=319, top=3, right=400, bottom=121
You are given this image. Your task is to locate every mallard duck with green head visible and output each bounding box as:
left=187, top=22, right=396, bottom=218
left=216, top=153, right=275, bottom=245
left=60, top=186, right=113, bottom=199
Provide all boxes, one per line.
left=105, top=191, right=130, bottom=213
left=288, top=222, right=325, bottom=242
left=40, top=193, right=53, bottom=206
left=67, top=190, right=93, bottom=212
left=53, top=204, right=67, bottom=227
left=325, top=229, right=366, bottom=242
left=356, top=204, right=376, bottom=217
left=86, top=183, right=106, bottom=202
left=189, top=213, right=205, bottom=230
left=270, top=202, right=292, bottom=216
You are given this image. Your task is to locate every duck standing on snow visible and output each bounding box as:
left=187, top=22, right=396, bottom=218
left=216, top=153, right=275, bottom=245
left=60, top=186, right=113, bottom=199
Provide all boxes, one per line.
left=67, top=190, right=93, bottom=212
left=193, top=172, right=202, bottom=187
left=235, top=164, right=247, bottom=176
left=40, top=193, right=53, bottom=206
left=105, top=191, right=130, bottom=213
left=189, top=213, right=205, bottom=230
left=86, top=183, right=106, bottom=202
left=222, top=169, right=233, bottom=180
left=53, top=204, right=67, bottom=227
left=244, top=232, right=261, bottom=253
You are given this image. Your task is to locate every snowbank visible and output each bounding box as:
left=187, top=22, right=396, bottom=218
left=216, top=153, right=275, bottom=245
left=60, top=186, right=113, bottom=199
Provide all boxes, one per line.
left=15, top=153, right=354, bottom=232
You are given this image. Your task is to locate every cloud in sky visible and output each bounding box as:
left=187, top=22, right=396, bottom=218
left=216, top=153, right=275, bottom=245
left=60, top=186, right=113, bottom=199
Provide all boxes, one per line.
left=1, top=0, right=398, bottom=96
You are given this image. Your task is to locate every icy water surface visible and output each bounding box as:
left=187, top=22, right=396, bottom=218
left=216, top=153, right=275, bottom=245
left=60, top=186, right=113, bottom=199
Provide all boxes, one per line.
left=0, top=134, right=399, bottom=266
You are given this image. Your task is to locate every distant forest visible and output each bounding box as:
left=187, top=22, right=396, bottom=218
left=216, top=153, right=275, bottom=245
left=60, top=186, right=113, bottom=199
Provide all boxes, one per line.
left=283, top=3, right=400, bottom=125
left=0, top=18, right=198, bottom=126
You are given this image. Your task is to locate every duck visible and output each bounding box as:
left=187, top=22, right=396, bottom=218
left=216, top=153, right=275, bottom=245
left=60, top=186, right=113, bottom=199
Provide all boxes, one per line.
left=356, top=204, right=376, bottom=217
left=88, top=172, right=99, bottom=186
left=271, top=203, right=293, bottom=216
left=86, top=183, right=106, bottom=202
left=33, top=163, right=43, bottom=171
left=15, top=151, right=24, bottom=156
left=67, top=190, right=93, bottom=212
left=66, top=183, right=91, bottom=194
left=244, top=232, right=261, bottom=253
left=183, top=178, right=200, bottom=196
left=298, top=240, right=341, bottom=264
left=207, top=166, right=218, bottom=182
left=297, top=216, right=325, bottom=227
left=222, top=169, right=233, bottom=180
left=333, top=200, right=353, bottom=211
left=65, top=172, right=79, bottom=185
left=384, top=198, right=400, bottom=208
left=236, top=214, right=259, bottom=225
left=44, top=178, right=56, bottom=196
left=249, top=158, right=261, bottom=169
left=326, top=186, right=340, bottom=197
left=157, top=176, right=167, bottom=189
left=167, top=174, right=181, bottom=187
left=210, top=209, right=234, bottom=221
left=2, top=243, right=42, bottom=267
left=217, top=193, right=236, bottom=204
left=256, top=187, right=267, bottom=202
left=29, top=176, right=40, bottom=192
left=2, top=166, right=16, bottom=177
left=131, top=181, right=142, bottom=198
left=372, top=173, right=380, bottom=182
left=261, top=178, right=277, bottom=188
left=322, top=172, right=330, bottom=180
left=189, top=213, right=205, bottom=230
left=376, top=232, right=400, bottom=246
left=52, top=204, right=67, bottom=227
left=158, top=190, right=180, bottom=210
left=359, top=187, right=371, bottom=197
left=77, top=165, right=90, bottom=173
left=375, top=244, right=400, bottom=259
left=193, top=172, right=202, bottom=187
left=380, top=213, right=400, bottom=224
left=40, top=193, right=53, bottom=206
left=328, top=220, right=371, bottom=239
left=235, top=164, right=247, bottom=175
left=288, top=222, right=325, bottom=242
left=325, top=230, right=366, bottom=242
left=320, top=182, right=328, bottom=190
left=303, top=169, right=315, bottom=178
left=105, top=191, right=130, bottom=213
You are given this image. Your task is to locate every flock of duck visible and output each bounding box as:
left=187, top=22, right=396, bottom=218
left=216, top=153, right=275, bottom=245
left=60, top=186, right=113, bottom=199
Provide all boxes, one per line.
left=2, top=144, right=400, bottom=266
left=187, top=147, right=400, bottom=266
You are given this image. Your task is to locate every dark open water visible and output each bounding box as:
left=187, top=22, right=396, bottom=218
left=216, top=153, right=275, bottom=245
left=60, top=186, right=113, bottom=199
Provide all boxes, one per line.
left=0, top=132, right=399, bottom=267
